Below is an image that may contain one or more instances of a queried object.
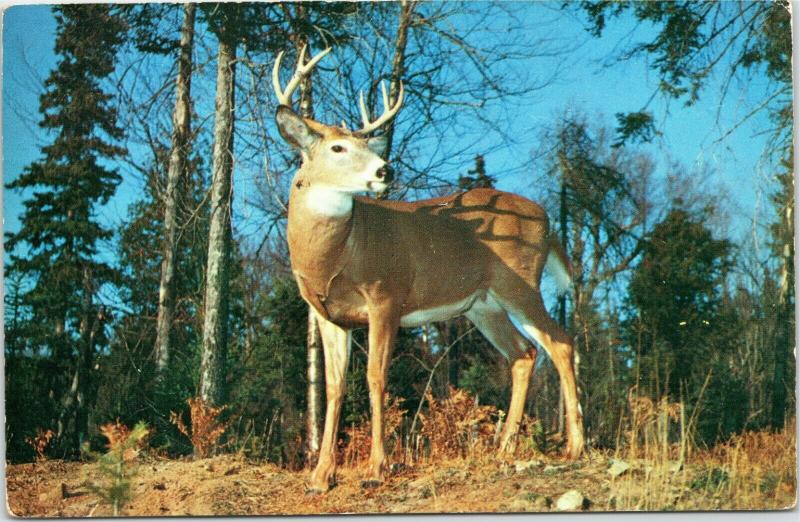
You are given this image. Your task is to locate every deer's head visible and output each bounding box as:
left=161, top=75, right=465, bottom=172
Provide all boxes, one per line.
left=273, top=46, right=403, bottom=195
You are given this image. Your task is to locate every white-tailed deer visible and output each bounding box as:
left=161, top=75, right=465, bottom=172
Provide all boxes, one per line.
left=273, top=46, right=584, bottom=492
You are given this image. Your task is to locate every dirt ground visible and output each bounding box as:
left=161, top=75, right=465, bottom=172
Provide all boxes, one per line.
left=6, top=450, right=797, bottom=517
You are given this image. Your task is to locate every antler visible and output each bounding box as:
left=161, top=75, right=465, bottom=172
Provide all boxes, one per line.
left=354, top=80, right=405, bottom=136
left=272, top=44, right=331, bottom=106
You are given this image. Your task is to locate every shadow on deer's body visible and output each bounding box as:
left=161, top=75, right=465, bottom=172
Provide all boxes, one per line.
left=273, top=46, right=585, bottom=493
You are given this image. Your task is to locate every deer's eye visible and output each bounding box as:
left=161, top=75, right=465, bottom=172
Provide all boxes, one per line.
left=331, top=144, right=346, bottom=153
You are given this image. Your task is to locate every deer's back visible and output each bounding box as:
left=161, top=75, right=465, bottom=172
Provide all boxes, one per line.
left=352, top=188, right=552, bottom=306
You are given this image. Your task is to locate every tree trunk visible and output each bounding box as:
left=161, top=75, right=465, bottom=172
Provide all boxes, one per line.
left=558, top=179, right=568, bottom=328
left=199, top=36, right=236, bottom=407
left=381, top=0, right=415, bottom=161
left=154, top=2, right=196, bottom=378
left=377, top=0, right=414, bottom=202
left=59, top=266, right=101, bottom=453
left=305, top=307, right=323, bottom=460
left=770, top=195, right=793, bottom=429
left=74, top=266, right=94, bottom=450
left=290, top=24, right=325, bottom=464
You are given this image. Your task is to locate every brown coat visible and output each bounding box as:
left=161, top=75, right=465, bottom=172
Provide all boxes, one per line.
left=288, top=186, right=553, bottom=329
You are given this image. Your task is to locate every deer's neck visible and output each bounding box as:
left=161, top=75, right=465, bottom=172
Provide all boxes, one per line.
left=287, top=173, right=356, bottom=286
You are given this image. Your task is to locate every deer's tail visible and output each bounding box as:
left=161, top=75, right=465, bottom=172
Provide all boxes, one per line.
left=544, top=235, right=572, bottom=295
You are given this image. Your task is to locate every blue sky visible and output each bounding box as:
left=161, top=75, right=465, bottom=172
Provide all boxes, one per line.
left=2, top=2, right=782, bottom=266
left=3, top=5, right=58, bottom=237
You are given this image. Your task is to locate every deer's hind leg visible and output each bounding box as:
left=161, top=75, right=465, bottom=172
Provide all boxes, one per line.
left=465, top=295, right=538, bottom=453
left=493, top=287, right=585, bottom=459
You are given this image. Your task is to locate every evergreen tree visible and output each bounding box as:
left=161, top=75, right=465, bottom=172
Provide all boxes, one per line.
left=4, top=5, right=125, bottom=456
left=625, top=205, right=735, bottom=438
left=580, top=0, right=794, bottom=439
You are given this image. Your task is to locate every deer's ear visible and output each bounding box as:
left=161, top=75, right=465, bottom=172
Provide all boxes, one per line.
left=275, top=105, right=321, bottom=151
left=366, top=135, right=388, bottom=157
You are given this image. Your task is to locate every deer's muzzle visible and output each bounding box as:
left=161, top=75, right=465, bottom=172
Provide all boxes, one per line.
left=376, top=164, right=394, bottom=183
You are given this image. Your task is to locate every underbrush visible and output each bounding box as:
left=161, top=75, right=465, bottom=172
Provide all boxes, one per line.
left=607, top=391, right=796, bottom=510
left=23, top=386, right=792, bottom=513
left=332, top=386, right=795, bottom=511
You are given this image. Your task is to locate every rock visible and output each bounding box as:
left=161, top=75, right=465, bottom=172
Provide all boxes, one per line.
left=514, top=459, right=543, bottom=473
left=607, top=459, right=631, bottom=477
left=509, top=498, right=531, bottom=512
left=520, top=492, right=552, bottom=510
left=555, top=489, right=585, bottom=511
left=531, top=494, right=552, bottom=510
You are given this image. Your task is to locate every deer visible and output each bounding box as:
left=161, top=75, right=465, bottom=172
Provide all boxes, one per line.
left=272, top=45, right=585, bottom=493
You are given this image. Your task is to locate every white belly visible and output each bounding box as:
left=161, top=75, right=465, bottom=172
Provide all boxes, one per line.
left=399, top=295, right=477, bottom=327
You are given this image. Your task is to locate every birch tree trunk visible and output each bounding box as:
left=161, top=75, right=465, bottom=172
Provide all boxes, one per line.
left=290, top=24, right=325, bottom=463
left=770, top=191, right=793, bottom=429
left=154, top=2, right=196, bottom=378
left=199, top=35, right=236, bottom=406
left=305, top=307, right=323, bottom=460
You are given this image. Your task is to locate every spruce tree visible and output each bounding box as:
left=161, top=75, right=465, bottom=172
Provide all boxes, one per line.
left=5, top=4, right=125, bottom=455
left=626, top=206, right=734, bottom=421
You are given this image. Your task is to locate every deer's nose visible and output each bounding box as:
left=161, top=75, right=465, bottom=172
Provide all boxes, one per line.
left=376, top=164, right=394, bottom=183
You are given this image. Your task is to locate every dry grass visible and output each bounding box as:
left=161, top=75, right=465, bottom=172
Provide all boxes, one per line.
left=691, top=420, right=797, bottom=510
left=7, top=387, right=794, bottom=515
left=170, top=397, right=229, bottom=458
left=608, top=390, right=796, bottom=511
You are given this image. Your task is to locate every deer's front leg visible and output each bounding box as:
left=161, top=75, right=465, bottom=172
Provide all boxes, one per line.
left=363, top=303, right=400, bottom=488
left=308, top=315, right=351, bottom=493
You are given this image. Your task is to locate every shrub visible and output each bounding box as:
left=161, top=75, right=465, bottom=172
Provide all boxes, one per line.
left=170, top=396, right=229, bottom=458
left=25, top=428, right=54, bottom=462
left=419, top=386, right=498, bottom=460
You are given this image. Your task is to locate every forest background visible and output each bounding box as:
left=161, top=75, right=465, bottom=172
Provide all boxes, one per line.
left=2, top=1, right=795, bottom=470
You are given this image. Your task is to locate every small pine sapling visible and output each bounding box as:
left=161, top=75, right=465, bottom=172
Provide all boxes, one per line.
left=82, top=420, right=150, bottom=516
